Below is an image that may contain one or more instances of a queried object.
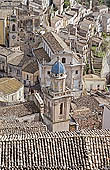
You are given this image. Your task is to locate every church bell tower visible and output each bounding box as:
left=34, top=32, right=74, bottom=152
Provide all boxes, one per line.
left=43, top=58, right=72, bottom=132
left=8, top=11, right=18, bottom=47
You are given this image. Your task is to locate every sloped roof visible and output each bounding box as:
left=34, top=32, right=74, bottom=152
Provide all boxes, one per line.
left=73, top=95, right=103, bottom=114
left=43, top=32, right=63, bottom=53
left=0, top=46, right=12, bottom=56
left=42, top=32, right=70, bottom=54
left=0, top=46, right=24, bottom=67
left=84, top=74, right=105, bottom=81
left=0, top=101, right=39, bottom=118
left=0, top=121, right=47, bottom=135
left=34, top=47, right=50, bottom=64
left=22, top=61, right=39, bottom=74
left=0, top=78, right=23, bottom=95
left=0, top=129, right=110, bottom=169
left=7, top=53, right=24, bottom=66
left=79, top=19, right=94, bottom=31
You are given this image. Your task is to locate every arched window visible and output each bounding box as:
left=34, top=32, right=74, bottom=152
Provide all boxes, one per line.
left=27, top=74, right=29, bottom=80
left=60, top=103, right=63, bottom=115
left=48, top=102, right=50, bottom=112
left=12, top=24, right=15, bottom=31
left=62, top=58, right=66, bottom=63
left=76, top=70, right=78, bottom=74
left=97, top=85, right=100, bottom=90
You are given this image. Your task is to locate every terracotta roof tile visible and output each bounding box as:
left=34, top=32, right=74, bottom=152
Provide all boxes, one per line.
left=22, top=61, right=39, bottom=74
left=0, top=101, right=39, bottom=117
left=0, top=78, right=23, bottom=95
left=42, top=32, right=64, bottom=54
left=34, top=47, right=50, bottom=63
left=0, top=130, right=110, bottom=169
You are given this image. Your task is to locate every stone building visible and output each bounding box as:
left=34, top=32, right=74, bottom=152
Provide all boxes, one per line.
left=64, top=8, right=78, bottom=26
left=37, top=32, right=84, bottom=93
left=0, top=54, right=7, bottom=77
left=0, top=100, right=41, bottom=123
left=7, top=13, right=19, bottom=47
left=0, top=46, right=24, bottom=78
left=102, top=14, right=110, bottom=33
left=93, top=5, right=108, bottom=14
left=51, top=15, right=63, bottom=33
left=78, top=19, right=95, bottom=38
left=83, top=74, right=106, bottom=91
left=102, top=105, right=110, bottom=129
left=71, top=95, right=103, bottom=130
left=0, top=18, right=5, bottom=46
left=0, top=77, right=24, bottom=103
left=7, top=50, right=24, bottom=81
left=53, top=0, right=64, bottom=14
left=22, top=61, right=39, bottom=87
left=43, top=58, right=72, bottom=131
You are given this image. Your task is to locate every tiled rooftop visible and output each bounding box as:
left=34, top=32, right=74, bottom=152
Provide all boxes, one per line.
left=22, top=61, right=39, bottom=74
left=73, top=95, right=103, bottom=114
left=7, top=53, right=24, bottom=66
left=0, top=121, right=47, bottom=135
left=0, top=46, right=12, bottom=56
left=0, top=78, right=23, bottom=95
left=43, top=32, right=68, bottom=54
left=0, top=101, right=39, bottom=118
left=0, top=129, right=110, bottom=169
left=71, top=95, right=103, bottom=129
left=34, top=47, right=50, bottom=64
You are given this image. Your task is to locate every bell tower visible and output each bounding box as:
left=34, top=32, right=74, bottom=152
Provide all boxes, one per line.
left=8, top=11, right=18, bottom=47
left=43, top=58, right=72, bottom=132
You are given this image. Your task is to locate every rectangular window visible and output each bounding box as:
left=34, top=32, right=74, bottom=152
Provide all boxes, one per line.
left=9, top=67, right=12, bottom=72
left=19, top=91, right=21, bottom=97
left=60, top=103, right=63, bottom=115
left=48, top=48, right=49, bottom=54
left=27, top=74, right=29, bottom=80
left=48, top=102, right=50, bottom=113
left=76, top=70, right=78, bottom=74
left=2, top=65, right=4, bottom=71
left=90, top=84, right=93, bottom=90
left=47, top=71, right=50, bottom=75
left=29, top=81, right=31, bottom=86
left=62, top=58, right=66, bottom=63
left=12, top=95, right=13, bottom=101
left=97, top=85, right=100, bottom=89
left=17, top=70, right=20, bottom=75
left=24, top=80, right=26, bottom=84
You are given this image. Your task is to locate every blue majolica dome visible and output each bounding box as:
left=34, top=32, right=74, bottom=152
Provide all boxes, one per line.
left=51, top=59, right=65, bottom=75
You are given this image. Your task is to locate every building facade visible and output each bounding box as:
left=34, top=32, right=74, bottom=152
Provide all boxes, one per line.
left=83, top=74, right=106, bottom=91
left=102, top=14, right=110, bottom=33
left=7, top=13, right=18, bottom=47
left=40, top=32, right=84, bottom=92
left=0, top=78, right=24, bottom=103
left=43, top=58, right=72, bottom=131
left=102, top=105, right=110, bottom=129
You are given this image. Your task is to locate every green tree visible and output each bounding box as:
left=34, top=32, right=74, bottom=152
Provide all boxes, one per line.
left=106, top=0, right=110, bottom=7
left=64, top=0, right=70, bottom=8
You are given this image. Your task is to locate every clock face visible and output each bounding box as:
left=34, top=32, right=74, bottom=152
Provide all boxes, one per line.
left=12, top=35, right=16, bottom=39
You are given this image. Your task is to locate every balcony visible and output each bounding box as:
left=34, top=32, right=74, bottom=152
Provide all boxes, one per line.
left=44, top=87, right=72, bottom=98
